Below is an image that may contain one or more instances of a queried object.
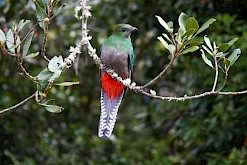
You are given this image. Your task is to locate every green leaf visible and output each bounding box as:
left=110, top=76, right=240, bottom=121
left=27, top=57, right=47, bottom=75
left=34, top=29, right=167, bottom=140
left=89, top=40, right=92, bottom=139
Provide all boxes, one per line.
left=33, top=0, right=48, bottom=29
left=204, top=35, right=213, bottom=51
left=216, top=52, right=228, bottom=58
left=181, top=38, right=194, bottom=48
left=157, top=36, right=174, bottom=55
left=224, top=58, right=231, bottom=68
left=195, top=18, right=216, bottom=36
left=190, top=41, right=203, bottom=46
left=52, top=3, right=67, bottom=18
left=167, top=21, right=173, bottom=30
left=228, top=38, right=238, bottom=46
left=185, top=17, right=199, bottom=32
left=44, top=104, right=63, bottom=113
left=6, top=29, right=20, bottom=53
left=37, top=68, right=53, bottom=87
left=55, top=81, right=80, bottom=86
left=178, top=12, right=188, bottom=35
left=162, top=33, right=172, bottom=43
left=218, top=43, right=230, bottom=52
left=23, top=52, right=39, bottom=59
left=202, top=45, right=213, bottom=56
left=228, top=48, right=241, bottom=66
left=0, top=29, right=6, bottom=44
left=41, top=99, right=64, bottom=113
left=22, top=31, right=34, bottom=57
left=182, top=28, right=196, bottom=38
left=155, top=15, right=173, bottom=32
left=17, top=19, right=30, bottom=32
left=42, top=0, right=49, bottom=5
left=201, top=49, right=214, bottom=68
left=34, top=0, right=46, bottom=8
left=180, top=46, right=199, bottom=55
left=41, top=100, right=64, bottom=113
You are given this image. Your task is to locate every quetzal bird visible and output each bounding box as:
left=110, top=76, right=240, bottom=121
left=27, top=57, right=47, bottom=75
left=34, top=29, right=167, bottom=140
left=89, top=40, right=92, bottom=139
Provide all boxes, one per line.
left=98, top=24, right=138, bottom=138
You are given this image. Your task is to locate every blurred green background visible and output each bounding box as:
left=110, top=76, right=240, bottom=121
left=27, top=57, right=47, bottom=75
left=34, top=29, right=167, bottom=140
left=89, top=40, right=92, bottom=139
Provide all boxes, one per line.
left=0, top=0, right=247, bottom=164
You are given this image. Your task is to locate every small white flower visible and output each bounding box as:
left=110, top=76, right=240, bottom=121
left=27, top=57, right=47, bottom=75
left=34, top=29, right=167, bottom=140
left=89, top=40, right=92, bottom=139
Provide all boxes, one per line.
left=111, top=72, right=118, bottom=78
left=131, top=82, right=136, bottom=88
left=48, top=56, right=63, bottom=72
left=48, top=56, right=64, bottom=81
left=150, top=89, right=157, bottom=96
left=122, top=78, right=131, bottom=86
left=69, top=46, right=75, bottom=52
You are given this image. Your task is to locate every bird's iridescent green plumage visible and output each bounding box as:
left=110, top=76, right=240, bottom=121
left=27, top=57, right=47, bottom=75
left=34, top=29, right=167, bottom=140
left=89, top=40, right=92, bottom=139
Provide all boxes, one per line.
left=102, top=35, right=134, bottom=70
left=98, top=24, right=137, bottom=138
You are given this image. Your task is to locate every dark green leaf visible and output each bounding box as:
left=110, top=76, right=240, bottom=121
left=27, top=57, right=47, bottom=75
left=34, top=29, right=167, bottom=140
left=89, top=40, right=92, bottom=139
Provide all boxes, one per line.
left=181, top=38, right=194, bottom=49
left=228, top=48, right=241, bottom=66
left=55, top=81, right=80, bottom=86
left=182, top=29, right=196, bottom=38
left=224, top=58, right=231, bottom=68
left=17, top=19, right=30, bottom=32
left=190, top=41, right=203, bottom=46
left=185, top=17, right=199, bottom=32
left=180, top=46, right=199, bottom=55
left=218, top=43, right=230, bottom=52
left=22, top=31, right=34, bottom=57
left=0, top=29, right=6, bottom=44
left=195, top=18, right=216, bottom=36
left=33, top=0, right=48, bottom=29
left=34, top=0, right=46, bottom=10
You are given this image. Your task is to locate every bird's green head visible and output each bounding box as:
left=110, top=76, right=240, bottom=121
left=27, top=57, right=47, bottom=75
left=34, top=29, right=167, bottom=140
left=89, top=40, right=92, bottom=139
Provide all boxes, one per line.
left=112, top=24, right=138, bottom=38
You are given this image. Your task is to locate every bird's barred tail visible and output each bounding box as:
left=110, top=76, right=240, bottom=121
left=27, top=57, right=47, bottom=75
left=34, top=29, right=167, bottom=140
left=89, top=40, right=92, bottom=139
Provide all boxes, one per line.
left=98, top=89, right=124, bottom=138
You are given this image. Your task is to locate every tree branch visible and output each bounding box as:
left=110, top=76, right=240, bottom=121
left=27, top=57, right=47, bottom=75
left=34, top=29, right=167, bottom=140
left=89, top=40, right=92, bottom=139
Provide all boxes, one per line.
left=212, top=42, right=218, bottom=91
left=141, top=56, right=176, bottom=89
left=79, top=0, right=247, bottom=102
left=0, top=93, right=35, bottom=114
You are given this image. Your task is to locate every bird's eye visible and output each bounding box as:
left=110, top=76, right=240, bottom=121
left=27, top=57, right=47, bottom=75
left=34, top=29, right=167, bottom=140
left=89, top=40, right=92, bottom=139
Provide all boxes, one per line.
left=122, top=28, right=127, bottom=32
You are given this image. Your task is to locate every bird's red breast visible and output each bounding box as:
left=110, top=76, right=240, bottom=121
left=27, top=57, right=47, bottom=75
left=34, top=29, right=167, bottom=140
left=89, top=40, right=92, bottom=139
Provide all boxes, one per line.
left=100, top=73, right=124, bottom=101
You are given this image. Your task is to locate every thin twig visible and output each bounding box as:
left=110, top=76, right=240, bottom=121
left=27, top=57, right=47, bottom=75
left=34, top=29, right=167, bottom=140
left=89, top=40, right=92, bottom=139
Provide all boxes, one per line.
left=212, top=42, right=218, bottom=91
left=0, top=93, right=35, bottom=114
left=141, top=56, right=176, bottom=89
left=41, top=21, right=50, bottom=62
left=12, top=28, right=38, bottom=82
left=217, top=69, right=228, bottom=92
left=134, top=88, right=247, bottom=101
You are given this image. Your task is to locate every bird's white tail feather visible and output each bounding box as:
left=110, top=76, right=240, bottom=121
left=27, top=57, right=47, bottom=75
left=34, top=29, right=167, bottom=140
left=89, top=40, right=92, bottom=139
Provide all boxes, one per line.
left=98, top=89, right=124, bottom=138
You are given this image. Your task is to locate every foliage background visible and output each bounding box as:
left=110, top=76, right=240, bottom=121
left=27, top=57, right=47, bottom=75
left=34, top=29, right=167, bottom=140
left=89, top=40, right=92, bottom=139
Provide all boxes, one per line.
left=0, top=0, right=247, bottom=164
